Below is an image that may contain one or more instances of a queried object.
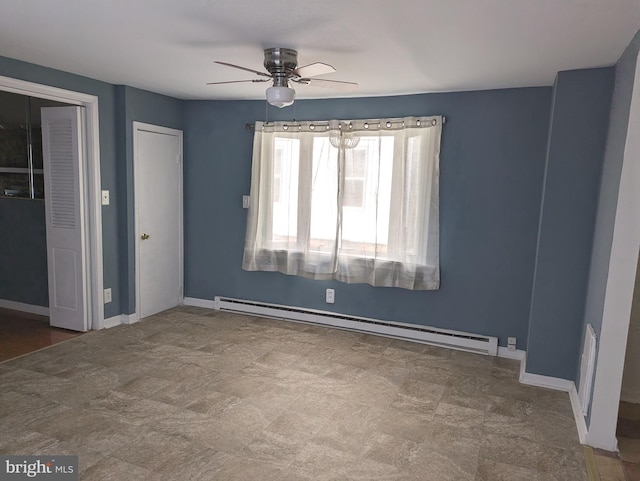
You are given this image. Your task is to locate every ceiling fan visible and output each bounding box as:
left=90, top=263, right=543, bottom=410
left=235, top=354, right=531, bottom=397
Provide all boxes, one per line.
left=208, top=48, right=358, bottom=108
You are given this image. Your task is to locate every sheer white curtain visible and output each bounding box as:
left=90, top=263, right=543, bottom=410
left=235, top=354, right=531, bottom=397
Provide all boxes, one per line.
left=242, top=116, right=441, bottom=290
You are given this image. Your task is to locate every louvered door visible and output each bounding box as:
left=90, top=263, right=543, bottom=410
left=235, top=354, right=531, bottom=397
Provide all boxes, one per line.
left=41, top=106, right=88, bottom=331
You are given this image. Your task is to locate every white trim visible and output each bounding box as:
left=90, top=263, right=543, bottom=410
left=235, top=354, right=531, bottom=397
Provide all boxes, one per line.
left=183, top=297, right=217, bottom=309
left=133, top=122, right=184, bottom=321
left=518, top=355, right=573, bottom=391
left=101, top=313, right=137, bottom=328
left=0, top=299, right=49, bottom=316
left=588, top=50, right=640, bottom=451
left=520, top=372, right=574, bottom=391
left=85, top=91, right=104, bottom=331
left=0, top=75, right=104, bottom=331
left=121, top=314, right=138, bottom=325
left=497, top=347, right=526, bottom=360
left=0, top=76, right=95, bottom=105
left=569, top=384, right=589, bottom=445
left=102, top=315, right=122, bottom=329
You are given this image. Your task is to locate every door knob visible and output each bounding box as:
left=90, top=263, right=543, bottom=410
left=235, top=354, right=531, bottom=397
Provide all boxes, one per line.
left=141, top=233, right=150, bottom=240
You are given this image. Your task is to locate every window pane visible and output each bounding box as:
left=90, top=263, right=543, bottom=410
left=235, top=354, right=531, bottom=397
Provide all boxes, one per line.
left=341, top=137, right=393, bottom=256
left=345, top=151, right=366, bottom=177
left=272, top=147, right=282, bottom=203
left=343, top=179, right=364, bottom=208
left=271, top=138, right=299, bottom=245
left=309, top=138, right=338, bottom=252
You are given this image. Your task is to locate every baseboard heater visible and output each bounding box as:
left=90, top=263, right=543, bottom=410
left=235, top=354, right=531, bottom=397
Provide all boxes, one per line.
left=213, top=296, right=498, bottom=356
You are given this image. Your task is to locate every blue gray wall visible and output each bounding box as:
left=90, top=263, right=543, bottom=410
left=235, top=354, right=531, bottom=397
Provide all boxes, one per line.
left=0, top=55, right=121, bottom=317
left=0, top=198, right=48, bottom=306
left=526, top=68, right=614, bottom=380
left=115, top=85, right=184, bottom=314
left=184, top=88, right=551, bottom=347
left=0, top=58, right=184, bottom=317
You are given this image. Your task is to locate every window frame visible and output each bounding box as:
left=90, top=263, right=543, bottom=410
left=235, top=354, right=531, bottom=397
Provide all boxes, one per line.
left=243, top=116, right=442, bottom=290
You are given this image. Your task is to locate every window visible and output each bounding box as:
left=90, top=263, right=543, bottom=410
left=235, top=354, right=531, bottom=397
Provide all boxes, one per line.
left=243, top=116, right=442, bottom=290
left=343, top=149, right=367, bottom=208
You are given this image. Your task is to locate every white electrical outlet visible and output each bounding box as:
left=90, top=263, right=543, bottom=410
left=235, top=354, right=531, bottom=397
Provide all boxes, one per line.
left=104, top=288, right=112, bottom=303
left=507, top=336, right=517, bottom=351
left=326, top=288, right=335, bottom=304
left=101, top=190, right=110, bottom=205
left=242, top=195, right=250, bottom=209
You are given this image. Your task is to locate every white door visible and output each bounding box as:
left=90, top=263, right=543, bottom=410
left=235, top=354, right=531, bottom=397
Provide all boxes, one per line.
left=41, top=106, right=89, bottom=331
left=134, top=123, right=183, bottom=319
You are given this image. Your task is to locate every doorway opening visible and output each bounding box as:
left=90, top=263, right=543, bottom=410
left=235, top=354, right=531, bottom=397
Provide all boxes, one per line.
left=0, top=91, right=71, bottom=334
left=0, top=75, right=104, bottom=333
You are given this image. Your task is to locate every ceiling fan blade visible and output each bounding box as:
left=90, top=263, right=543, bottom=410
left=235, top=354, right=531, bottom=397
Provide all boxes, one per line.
left=294, top=62, right=336, bottom=78
left=206, top=79, right=270, bottom=85
left=303, top=78, right=359, bottom=91
left=214, top=61, right=272, bottom=78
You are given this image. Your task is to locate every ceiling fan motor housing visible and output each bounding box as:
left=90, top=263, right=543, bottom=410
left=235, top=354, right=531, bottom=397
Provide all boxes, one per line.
left=264, top=48, right=298, bottom=87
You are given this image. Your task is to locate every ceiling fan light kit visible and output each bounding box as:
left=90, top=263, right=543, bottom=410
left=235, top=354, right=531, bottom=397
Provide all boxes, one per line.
left=210, top=47, right=358, bottom=108
left=265, top=86, right=295, bottom=108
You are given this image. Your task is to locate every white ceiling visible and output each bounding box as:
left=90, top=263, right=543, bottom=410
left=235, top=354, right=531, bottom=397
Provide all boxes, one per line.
left=0, top=0, right=639, bottom=101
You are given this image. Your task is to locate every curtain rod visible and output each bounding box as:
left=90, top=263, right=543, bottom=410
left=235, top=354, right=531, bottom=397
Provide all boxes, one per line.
left=244, top=116, right=446, bottom=131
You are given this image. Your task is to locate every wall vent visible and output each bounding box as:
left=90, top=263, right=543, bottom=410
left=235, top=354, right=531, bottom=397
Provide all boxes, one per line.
left=214, top=296, right=498, bottom=356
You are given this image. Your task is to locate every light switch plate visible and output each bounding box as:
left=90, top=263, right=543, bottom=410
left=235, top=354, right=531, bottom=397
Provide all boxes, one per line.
left=242, top=195, right=250, bottom=209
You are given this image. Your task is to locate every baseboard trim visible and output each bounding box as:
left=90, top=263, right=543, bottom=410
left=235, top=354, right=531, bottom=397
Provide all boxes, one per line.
left=0, top=299, right=49, bottom=316
left=518, top=355, right=574, bottom=392
left=102, top=313, right=137, bottom=329
left=183, top=297, right=217, bottom=309
left=520, top=371, right=574, bottom=391
left=121, top=314, right=138, bottom=325
left=497, top=347, right=526, bottom=360
left=569, top=383, right=589, bottom=444
left=103, top=315, right=121, bottom=329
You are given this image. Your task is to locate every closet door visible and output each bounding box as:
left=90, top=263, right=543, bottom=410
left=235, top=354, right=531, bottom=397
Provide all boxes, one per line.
left=41, top=106, right=88, bottom=332
left=134, top=123, right=183, bottom=319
